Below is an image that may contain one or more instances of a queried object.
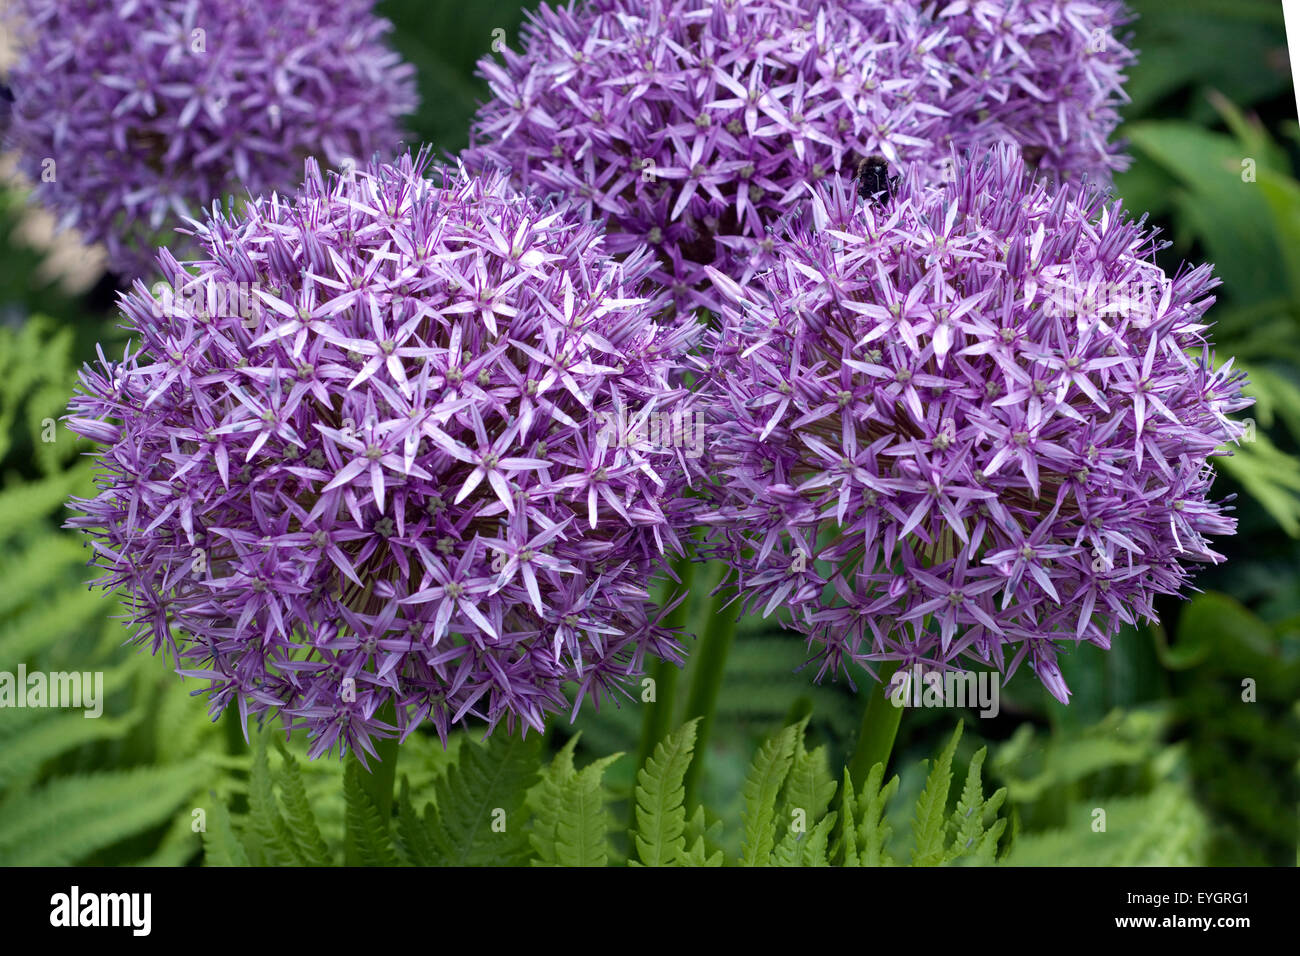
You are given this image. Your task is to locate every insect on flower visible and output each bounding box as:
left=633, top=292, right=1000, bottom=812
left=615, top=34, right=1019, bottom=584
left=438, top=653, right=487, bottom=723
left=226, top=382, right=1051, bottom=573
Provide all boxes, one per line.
left=856, top=154, right=899, bottom=206
left=0, top=83, right=13, bottom=149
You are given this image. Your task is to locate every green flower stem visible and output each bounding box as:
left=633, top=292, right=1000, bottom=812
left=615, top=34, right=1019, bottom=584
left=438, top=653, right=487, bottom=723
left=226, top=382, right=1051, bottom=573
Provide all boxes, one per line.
left=847, top=660, right=903, bottom=788
left=636, top=551, right=694, bottom=773
left=682, top=575, right=738, bottom=804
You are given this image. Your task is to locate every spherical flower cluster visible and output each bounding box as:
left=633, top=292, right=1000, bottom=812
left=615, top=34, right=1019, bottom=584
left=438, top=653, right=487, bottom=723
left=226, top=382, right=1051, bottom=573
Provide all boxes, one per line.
left=67, top=152, right=702, bottom=759
left=5, top=0, right=417, bottom=281
left=466, top=0, right=1133, bottom=313
left=700, top=145, right=1249, bottom=702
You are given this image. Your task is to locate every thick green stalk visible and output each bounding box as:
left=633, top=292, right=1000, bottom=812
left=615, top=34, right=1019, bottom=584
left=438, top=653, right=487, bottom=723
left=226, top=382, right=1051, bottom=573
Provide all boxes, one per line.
left=846, top=660, right=903, bottom=788
left=681, top=575, right=737, bottom=804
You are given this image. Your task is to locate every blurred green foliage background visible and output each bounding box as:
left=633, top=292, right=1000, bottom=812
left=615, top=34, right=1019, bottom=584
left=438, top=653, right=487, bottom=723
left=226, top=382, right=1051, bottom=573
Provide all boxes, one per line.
left=0, top=0, right=1295, bottom=866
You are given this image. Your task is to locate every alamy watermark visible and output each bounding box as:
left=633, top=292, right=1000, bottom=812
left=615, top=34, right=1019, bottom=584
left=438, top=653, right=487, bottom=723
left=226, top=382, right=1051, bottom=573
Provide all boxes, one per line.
left=0, top=665, right=103, bottom=717
left=1038, top=276, right=1158, bottom=322
left=888, top=663, right=1000, bottom=718
left=594, top=407, right=705, bottom=459
left=50, top=887, right=151, bottom=936
left=151, top=274, right=261, bottom=325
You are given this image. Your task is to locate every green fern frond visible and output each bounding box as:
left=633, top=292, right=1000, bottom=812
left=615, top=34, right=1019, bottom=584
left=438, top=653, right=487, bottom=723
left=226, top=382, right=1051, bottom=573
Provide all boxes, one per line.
left=343, top=760, right=400, bottom=867
left=854, top=761, right=899, bottom=866
left=137, top=803, right=205, bottom=867
left=1002, top=783, right=1207, bottom=866
left=528, top=733, right=622, bottom=868
left=273, top=738, right=333, bottom=866
left=0, top=761, right=207, bottom=865
left=0, top=533, right=84, bottom=619
left=242, top=732, right=300, bottom=866
left=428, top=730, right=539, bottom=866
left=837, top=769, right=859, bottom=866
left=680, top=804, right=724, bottom=866
left=0, top=584, right=107, bottom=664
left=783, top=738, right=837, bottom=825
left=528, top=734, right=577, bottom=866
left=396, top=776, right=439, bottom=867
left=739, top=721, right=800, bottom=866
left=0, top=467, right=93, bottom=543
left=201, top=792, right=251, bottom=867
left=631, top=718, right=699, bottom=867
left=946, top=745, right=1007, bottom=863
left=0, top=709, right=141, bottom=788
left=911, top=722, right=963, bottom=866
left=802, top=813, right=837, bottom=866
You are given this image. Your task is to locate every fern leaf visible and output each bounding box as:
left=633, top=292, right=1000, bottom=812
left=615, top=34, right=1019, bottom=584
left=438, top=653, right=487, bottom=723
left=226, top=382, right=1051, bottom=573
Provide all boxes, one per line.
left=0, top=710, right=140, bottom=788
left=945, top=743, right=1007, bottom=865
left=631, top=718, right=698, bottom=866
left=803, top=812, right=837, bottom=866
left=740, top=722, right=799, bottom=866
left=273, top=738, right=333, bottom=866
left=856, top=761, right=900, bottom=866
left=202, top=792, right=251, bottom=867
left=551, top=752, right=621, bottom=867
left=911, top=722, right=963, bottom=866
left=783, top=740, right=837, bottom=825
left=973, top=818, right=1008, bottom=864
left=245, top=733, right=298, bottom=866
left=0, top=761, right=205, bottom=865
left=343, top=759, right=400, bottom=867
left=139, top=803, right=205, bottom=867
left=430, top=731, right=540, bottom=866
left=947, top=744, right=990, bottom=862
left=837, top=770, right=860, bottom=866
left=0, top=533, right=84, bottom=619
left=0, top=467, right=92, bottom=543
left=770, top=822, right=805, bottom=867
left=680, top=805, right=725, bottom=867
left=0, top=584, right=107, bottom=664
left=395, top=776, right=439, bottom=867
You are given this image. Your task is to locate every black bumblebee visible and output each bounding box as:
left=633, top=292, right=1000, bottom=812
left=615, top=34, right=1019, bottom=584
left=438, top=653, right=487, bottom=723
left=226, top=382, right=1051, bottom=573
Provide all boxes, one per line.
left=0, top=83, right=13, bottom=148
left=856, top=153, right=899, bottom=206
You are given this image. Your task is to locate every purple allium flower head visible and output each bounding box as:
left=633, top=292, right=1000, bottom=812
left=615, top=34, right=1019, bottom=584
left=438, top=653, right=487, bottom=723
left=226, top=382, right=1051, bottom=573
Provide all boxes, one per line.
left=4, top=0, right=417, bottom=281
left=465, top=0, right=1134, bottom=314
left=699, top=144, right=1249, bottom=703
left=66, top=151, right=701, bottom=760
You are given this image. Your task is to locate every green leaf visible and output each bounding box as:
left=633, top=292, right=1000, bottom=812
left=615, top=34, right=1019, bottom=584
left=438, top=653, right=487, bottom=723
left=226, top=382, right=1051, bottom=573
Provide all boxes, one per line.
left=343, top=760, right=400, bottom=867
left=631, top=718, right=698, bottom=866
left=1125, top=121, right=1286, bottom=306
left=245, top=732, right=298, bottom=866
left=0, top=709, right=140, bottom=789
left=837, top=770, right=859, bottom=867
left=783, top=738, right=837, bottom=825
left=854, top=761, right=899, bottom=867
left=1003, top=783, right=1208, bottom=866
left=0, top=762, right=206, bottom=865
left=802, top=813, right=838, bottom=867
left=395, top=776, right=439, bottom=867
left=201, top=792, right=251, bottom=867
left=739, top=721, right=800, bottom=866
left=0, top=467, right=93, bottom=543
left=430, top=731, right=540, bottom=866
left=273, top=738, right=334, bottom=866
left=679, top=805, right=724, bottom=867
left=911, top=722, right=963, bottom=866
left=551, top=752, right=621, bottom=867
left=528, top=735, right=577, bottom=866
left=1217, top=433, right=1300, bottom=537
left=946, top=746, right=1007, bottom=863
